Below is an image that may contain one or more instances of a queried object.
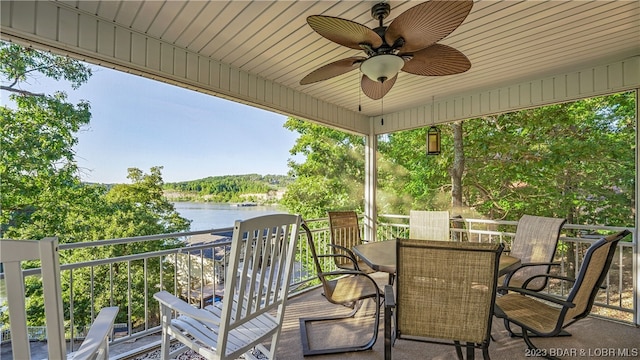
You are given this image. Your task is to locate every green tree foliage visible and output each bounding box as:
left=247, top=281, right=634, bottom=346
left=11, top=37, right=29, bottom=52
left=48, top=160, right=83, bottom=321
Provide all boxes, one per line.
left=377, top=127, right=453, bottom=214
left=107, top=167, right=190, bottom=237
left=280, top=118, right=365, bottom=218
left=1, top=42, right=92, bottom=235
left=56, top=167, right=189, bottom=330
left=1, top=42, right=190, bottom=329
left=0, top=43, right=91, bottom=94
left=461, top=93, right=635, bottom=225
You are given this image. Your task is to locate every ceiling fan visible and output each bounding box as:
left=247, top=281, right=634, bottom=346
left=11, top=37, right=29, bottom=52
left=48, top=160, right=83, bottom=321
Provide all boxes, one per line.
left=300, top=0, right=473, bottom=100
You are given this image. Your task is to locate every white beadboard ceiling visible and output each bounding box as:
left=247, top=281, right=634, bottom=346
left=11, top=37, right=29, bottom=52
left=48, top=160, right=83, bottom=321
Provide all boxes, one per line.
left=2, top=0, right=639, bottom=133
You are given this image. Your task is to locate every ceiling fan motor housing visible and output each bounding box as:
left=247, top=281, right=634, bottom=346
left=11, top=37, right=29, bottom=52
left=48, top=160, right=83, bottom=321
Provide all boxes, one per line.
left=371, top=2, right=391, bottom=22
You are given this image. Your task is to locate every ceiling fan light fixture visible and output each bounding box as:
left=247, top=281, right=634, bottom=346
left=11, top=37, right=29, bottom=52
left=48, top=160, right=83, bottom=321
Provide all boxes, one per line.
left=360, top=54, right=404, bottom=83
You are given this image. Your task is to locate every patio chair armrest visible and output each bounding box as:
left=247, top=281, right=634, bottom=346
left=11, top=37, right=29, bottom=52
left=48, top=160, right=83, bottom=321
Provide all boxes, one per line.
left=497, top=286, right=576, bottom=308
left=522, top=273, right=608, bottom=290
left=384, top=285, right=396, bottom=360
left=69, top=306, right=119, bottom=360
left=520, top=273, right=576, bottom=289
left=327, top=244, right=360, bottom=269
left=154, top=291, right=221, bottom=328
left=320, top=269, right=371, bottom=278
left=384, top=285, right=396, bottom=309
left=328, top=243, right=357, bottom=257
left=317, top=253, right=355, bottom=261
left=502, top=262, right=561, bottom=287
left=323, top=270, right=382, bottom=298
left=317, top=253, right=360, bottom=268
left=519, top=261, right=561, bottom=267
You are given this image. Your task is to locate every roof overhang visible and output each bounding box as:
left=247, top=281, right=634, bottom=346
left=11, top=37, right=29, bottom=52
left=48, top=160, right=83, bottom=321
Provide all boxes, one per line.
left=1, top=0, right=639, bottom=136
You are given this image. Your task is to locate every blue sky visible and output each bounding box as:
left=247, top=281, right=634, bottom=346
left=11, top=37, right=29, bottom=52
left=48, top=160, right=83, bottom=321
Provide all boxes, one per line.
left=24, top=65, right=300, bottom=184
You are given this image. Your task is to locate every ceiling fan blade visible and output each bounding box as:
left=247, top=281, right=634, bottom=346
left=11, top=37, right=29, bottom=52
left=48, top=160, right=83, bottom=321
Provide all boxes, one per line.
left=361, top=74, right=397, bottom=100
left=401, top=44, right=471, bottom=76
left=385, top=0, right=473, bottom=53
left=307, top=15, right=383, bottom=50
left=300, top=57, right=366, bottom=85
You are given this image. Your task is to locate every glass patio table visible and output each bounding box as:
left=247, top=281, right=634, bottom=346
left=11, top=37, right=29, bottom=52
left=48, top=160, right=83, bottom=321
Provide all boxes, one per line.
left=353, top=239, right=521, bottom=277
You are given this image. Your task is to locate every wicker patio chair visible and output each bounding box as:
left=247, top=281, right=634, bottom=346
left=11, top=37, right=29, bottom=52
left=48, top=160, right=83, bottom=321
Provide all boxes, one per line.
left=501, top=215, right=566, bottom=292
left=299, top=222, right=381, bottom=356
left=494, top=230, right=631, bottom=360
left=384, top=239, right=504, bottom=360
left=409, top=210, right=451, bottom=241
left=0, top=237, right=118, bottom=360
left=328, top=211, right=374, bottom=273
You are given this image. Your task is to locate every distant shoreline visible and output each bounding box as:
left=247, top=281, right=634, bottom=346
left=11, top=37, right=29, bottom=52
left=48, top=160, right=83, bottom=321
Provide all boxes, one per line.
left=163, top=190, right=284, bottom=206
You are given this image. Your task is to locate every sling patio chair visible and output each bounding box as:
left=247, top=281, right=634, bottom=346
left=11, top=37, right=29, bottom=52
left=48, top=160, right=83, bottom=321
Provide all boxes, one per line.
left=409, top=210, right=451, bottom=241
left=154, top=214, right=301, bottom=360
left=0, top=237, right=118, bottom=360
left=500, top=215, right=566, bottom=292
left=384, top=239, right=504, bottom=360
left=494, top=230, right=631, bottom=360
left=299, top=222, right=382, bottom=356
left=327, top=211, right=375, bottom=273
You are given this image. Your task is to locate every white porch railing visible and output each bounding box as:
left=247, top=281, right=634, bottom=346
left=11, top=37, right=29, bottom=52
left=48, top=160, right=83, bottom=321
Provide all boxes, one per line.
left=0, top=215, right=637, bottom=359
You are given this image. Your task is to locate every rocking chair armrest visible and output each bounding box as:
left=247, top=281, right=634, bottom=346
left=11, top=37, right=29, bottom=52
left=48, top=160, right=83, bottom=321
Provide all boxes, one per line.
left=497, top=286, right=576, bottom=308
left=69, top=306, right=119, bottom=360
left=154, top=291, right=221, bottom=328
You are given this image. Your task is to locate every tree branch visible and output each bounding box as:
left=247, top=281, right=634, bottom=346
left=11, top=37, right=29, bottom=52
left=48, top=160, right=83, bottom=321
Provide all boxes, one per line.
left=0, top=85, right=45, bottom=97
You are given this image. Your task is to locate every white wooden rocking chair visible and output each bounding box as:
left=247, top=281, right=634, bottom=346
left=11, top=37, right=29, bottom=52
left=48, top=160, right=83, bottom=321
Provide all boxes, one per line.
left=0, top=237, right=119, bottom=360
left=154, top=214, right=301, bottom=360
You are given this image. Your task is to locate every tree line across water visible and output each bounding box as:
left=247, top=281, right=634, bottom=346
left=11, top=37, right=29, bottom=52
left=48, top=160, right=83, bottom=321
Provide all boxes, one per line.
left=163, top=174, right=293, bottom=203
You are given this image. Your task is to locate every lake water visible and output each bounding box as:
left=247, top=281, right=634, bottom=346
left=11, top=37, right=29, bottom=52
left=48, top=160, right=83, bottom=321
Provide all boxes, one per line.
left=172, top=201, right=285, bottom=230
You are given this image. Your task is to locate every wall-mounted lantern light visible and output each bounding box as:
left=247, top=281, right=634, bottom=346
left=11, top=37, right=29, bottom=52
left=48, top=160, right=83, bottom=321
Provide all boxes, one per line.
left=427, top=126, right=441, bottom=155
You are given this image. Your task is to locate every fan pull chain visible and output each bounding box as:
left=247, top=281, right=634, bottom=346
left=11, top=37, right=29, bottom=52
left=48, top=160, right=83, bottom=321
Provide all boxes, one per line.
left=358, top=74, right=362, bottom=112
left=381, top=97, right=384, bottom=125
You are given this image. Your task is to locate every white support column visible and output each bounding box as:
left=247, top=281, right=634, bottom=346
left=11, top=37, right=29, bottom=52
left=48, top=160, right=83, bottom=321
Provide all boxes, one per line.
left=363, top=121, right=378, bottom=242
left=634, top=88, right=639, bottom=326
